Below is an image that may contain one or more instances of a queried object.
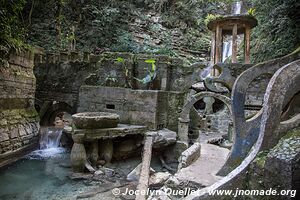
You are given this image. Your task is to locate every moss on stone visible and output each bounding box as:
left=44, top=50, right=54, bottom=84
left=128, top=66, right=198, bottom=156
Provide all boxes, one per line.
left=254, top=150, right=269, bottom=168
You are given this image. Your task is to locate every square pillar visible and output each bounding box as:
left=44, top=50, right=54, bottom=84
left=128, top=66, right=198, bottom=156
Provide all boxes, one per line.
left=232, top=24, right=238, bottom=63
left=245, top=26, right=251, bottom=64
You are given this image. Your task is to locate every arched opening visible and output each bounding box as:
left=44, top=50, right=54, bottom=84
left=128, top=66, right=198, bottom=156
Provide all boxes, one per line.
left=189, top=97, right=231, bottom=145
left=40, top=101, right=74, bottom=127
left=178, top=92, right=232, bottom=146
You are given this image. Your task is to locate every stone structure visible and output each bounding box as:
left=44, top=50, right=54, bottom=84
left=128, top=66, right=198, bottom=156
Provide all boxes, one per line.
left=0, top=50, right=40, bottom=167
left=183, top=57, right=300, bottom=200
left=207, top=1, right=257, bottom=64
left=78, top=86, right=185, bottom=131
left=71, top=120, right=147, bottom=171
left=219, top=49, right=300, bottom=174
left=34, top=51, right=204, bottom=127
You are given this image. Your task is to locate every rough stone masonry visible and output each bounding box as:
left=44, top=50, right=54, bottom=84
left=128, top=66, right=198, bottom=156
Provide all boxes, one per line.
left=0, top=50, right=40, bottom=167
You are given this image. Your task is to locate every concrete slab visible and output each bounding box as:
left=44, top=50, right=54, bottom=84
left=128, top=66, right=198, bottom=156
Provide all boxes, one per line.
left=174, top=143, right=229, bottom=187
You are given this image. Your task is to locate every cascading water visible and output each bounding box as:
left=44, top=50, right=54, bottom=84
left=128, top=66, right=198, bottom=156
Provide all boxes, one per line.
left=222, top=41, right=232, bottom=62
left=27, top=127, right=65, bottom=159
left=39, top=127, right=63, bottom=149
left=233, top=1, right=242, bottom=14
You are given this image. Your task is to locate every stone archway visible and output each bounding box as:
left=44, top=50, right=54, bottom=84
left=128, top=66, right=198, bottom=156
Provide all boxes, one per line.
left=40, top=101, right=74, bottom=126
left=178, top=91, right=232, bottom=144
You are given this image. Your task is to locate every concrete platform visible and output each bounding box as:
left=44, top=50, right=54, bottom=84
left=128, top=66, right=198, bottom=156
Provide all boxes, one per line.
left=174, top=143, right=230, bottom=187
left=73, top=124, right=147, bottom=141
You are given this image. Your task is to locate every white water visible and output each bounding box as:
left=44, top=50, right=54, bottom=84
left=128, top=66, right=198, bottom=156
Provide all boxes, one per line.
left=27, top=127, right=64, bottom=160
left=233, top=1, right=242, bottom=14
left=222, top=41, right=232, bottom=62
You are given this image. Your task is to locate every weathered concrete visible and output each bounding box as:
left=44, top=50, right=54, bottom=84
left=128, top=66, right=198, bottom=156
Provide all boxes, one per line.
left=71, top=124, right=147, bottom=171
left=220, top=50, right=300, bottom=175
left=0, top=50, right=40, bottom=167
left=178, top=142, right=201, bottom=170
left=175, top=144, right=229, bottom=187
left=34, top=52, right=204, bottom=125
left=78, top=86, right=185, bottom=131
left=183, top=59, right=300, bottom=200
left=146, top=129, right=177, bottom=149
left=178, top=92, right=232, bottom=144
left=72, top=112, right=120, bottom=129
left=136, top=135, right=154, bottom=200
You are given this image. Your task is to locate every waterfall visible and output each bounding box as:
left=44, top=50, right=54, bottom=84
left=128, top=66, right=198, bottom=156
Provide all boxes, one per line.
left=39, top=127, right=63, bottom=149
left=26, top=127, right=65, bottom=160
left=233, top=1, right=242, bottom=14
left=222, top=41, right=232, bottom=62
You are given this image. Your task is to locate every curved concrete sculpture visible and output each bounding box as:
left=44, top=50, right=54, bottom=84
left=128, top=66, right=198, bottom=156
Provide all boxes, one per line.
left=219, top=50, right=300, bottom=175
left=184, top=59, right=300, bottom=200
left=203, top=63, right=236, bottom=93
left=178, top=92, right=232, bottom=145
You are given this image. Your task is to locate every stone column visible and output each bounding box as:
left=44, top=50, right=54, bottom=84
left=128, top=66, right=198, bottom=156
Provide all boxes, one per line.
left=90, top=140, right=99, bottom=166
left=232, top=24, right=238, bottom=63
left=101, top=139, right=113, bottom=164
left=178, top=118, right=189, bottom=146
left=211, top=32, right=216, bottom=64
left=245, top=26, right=251, bottom=64
left=70, top=134, right=87, bottom=172
left=215, top=24, right=223, bottom=65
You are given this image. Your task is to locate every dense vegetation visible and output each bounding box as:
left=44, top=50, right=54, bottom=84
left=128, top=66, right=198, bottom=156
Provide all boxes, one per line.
left=250, top=0, right=300, bottom=62
left=1, top=0, right=300, bottom=63
left=0, top=0, right=27, bottom=59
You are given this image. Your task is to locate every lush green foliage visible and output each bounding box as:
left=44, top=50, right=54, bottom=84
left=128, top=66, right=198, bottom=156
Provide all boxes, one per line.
left=250, top=0, right=300, bottom=62
left=0, top=0, right=27, bottom=58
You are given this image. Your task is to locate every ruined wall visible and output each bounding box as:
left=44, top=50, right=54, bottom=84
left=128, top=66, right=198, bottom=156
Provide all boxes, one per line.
left=0, top=51, right=40, bottom=167
left=34, top=51, right=202, bottom=125
left=77, top=86, right=185, bottom=131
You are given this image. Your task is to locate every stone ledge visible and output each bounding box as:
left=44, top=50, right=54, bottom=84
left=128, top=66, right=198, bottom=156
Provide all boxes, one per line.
left=74, top=124, right=147, bottom=141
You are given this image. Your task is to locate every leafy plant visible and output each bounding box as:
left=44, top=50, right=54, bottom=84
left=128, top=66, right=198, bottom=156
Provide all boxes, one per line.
left=204, top=14, right=222, bottom=26
left=247, top=8, right=255, bottom=16
left=115, top=57, right=125, bottom=63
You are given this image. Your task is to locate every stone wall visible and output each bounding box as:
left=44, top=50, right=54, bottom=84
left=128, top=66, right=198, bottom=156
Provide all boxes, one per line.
left=34, top=51, right=203, bottom=125
left=0, top=50, right=40, bottom=167
left=77, top=86, right=185, bottom=131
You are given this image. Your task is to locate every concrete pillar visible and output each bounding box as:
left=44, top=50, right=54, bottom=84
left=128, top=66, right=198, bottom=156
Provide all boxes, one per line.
left=70, top=134, right=87, bottom=172
left=215, top=24, right=223, bottom=64
left=90, top=140, right=99, bottom=166
left=178, top=118, right=189, bottom=145
left=245, top=26, right=251, bottom=64
left=232, top=24, right=238, bottom=63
